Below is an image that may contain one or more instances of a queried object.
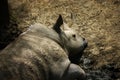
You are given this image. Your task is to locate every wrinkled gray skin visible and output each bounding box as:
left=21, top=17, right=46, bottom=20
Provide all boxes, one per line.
left=0, top=15, right=87, bottom=80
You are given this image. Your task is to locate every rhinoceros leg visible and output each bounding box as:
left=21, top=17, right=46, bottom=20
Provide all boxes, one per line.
left=61, top=63, right=86, bottom=80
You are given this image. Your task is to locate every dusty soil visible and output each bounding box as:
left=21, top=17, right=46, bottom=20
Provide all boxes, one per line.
left=4, top=0, right=120, bottom=80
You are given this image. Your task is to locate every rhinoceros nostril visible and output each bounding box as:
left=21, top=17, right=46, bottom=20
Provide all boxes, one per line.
left=82, top=38, right=85, bottom=41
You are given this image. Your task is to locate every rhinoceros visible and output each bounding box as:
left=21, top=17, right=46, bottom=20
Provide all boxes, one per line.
left=0, top=15, right=87, bottom=80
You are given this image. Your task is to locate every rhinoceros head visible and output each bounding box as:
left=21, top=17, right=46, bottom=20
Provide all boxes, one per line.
left=53, top=15, right=88, bottom=64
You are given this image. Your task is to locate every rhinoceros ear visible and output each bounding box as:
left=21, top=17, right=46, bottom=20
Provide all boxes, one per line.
left=53, top=14, right=63, bottom=33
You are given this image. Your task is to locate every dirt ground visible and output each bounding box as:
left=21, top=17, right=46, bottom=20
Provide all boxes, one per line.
left=7, top=0, right=120, bottom=80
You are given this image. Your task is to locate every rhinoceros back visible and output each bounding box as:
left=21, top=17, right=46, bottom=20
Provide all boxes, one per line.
left=0, top=23, right=70, bottom=80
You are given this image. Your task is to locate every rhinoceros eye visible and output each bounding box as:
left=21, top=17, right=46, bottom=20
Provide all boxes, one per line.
left=72, top=34, right=76, bottom=38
